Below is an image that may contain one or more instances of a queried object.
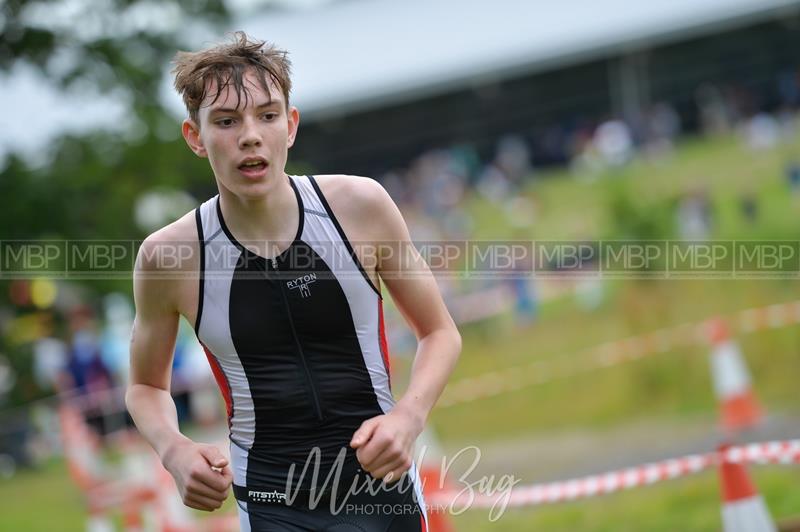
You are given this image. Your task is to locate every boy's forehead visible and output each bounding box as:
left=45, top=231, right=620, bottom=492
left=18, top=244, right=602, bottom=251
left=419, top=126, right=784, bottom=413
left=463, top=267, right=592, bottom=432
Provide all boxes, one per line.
left=201, top=71, right=284, bottom=112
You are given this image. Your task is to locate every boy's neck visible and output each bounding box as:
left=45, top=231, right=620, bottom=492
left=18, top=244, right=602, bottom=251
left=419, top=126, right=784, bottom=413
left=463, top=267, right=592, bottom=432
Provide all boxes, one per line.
left=217, top=173, right=299, bottom=248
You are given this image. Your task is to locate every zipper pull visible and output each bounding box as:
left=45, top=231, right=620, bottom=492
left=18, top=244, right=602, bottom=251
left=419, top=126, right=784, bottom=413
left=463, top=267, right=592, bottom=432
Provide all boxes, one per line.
left=270, top=257, right=278, bottom=270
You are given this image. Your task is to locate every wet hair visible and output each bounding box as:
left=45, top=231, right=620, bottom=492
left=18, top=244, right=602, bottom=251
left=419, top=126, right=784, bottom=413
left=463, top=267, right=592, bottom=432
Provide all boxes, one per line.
left=172, top=31, right=292, bottom=123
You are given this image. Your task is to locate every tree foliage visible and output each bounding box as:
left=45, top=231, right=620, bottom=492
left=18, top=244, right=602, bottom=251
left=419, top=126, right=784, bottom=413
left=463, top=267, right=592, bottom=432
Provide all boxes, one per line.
left=1, top=0, right=239, bottom=243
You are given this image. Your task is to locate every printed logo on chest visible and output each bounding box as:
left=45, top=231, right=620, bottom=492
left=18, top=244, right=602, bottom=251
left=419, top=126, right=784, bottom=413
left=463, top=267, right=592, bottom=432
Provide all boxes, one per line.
left=287, top=272, right=317, bottom=298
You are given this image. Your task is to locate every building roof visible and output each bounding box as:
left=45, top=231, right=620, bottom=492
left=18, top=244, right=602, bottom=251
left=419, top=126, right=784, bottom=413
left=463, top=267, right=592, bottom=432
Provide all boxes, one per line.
left=241, top=0, right=800, bottom=120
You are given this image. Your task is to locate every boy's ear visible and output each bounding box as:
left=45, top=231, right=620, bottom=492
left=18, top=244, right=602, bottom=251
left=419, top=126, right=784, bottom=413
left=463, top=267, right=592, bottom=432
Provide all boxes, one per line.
left=287, top=106, right=300, bottom=149
left=182, top=118, right=207, bottom=157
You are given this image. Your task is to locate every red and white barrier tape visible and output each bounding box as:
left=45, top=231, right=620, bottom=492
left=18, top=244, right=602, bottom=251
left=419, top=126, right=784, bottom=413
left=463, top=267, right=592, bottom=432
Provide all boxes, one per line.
left=428, top=439, right=800, bottom=509
left=441, top=299, right=800, bottom=407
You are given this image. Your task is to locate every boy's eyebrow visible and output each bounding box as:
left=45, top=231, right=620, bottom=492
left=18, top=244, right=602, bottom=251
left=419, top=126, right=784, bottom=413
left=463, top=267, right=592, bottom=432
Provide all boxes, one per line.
left=210, top=100, right=283, bottom=114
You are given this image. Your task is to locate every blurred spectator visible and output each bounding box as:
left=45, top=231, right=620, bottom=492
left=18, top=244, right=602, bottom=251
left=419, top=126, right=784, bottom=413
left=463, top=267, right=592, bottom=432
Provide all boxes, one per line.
left=100, top=293, right=134, bottom=383
left=786, top=160, right=800, bottom=194
left=644, top=102, right=681, bottom=158
left=594, top=118, right=634, bottom=167
left=495, top=134, right=533, bottom=182
left=58, top=305, right=114, bottom=436
left=569, top=125, right=603, bottom=177
left=778, top=68, right=800, bottom=108
left=0, top=356, right=16, bottom=403
left=740, top=192, right=758, bottom=224
left=508, top=227, right=537, bottom=327
left=743, top=112, right=780, bottom=150
left=676, top=187, right=713, bottom=239
left=695, top=83, right=733, bottom=135
left=32, top=337, right=67, bottom=394
left=477, top=135, right=532, bottom=202
left=449, top=142, right=482, bottom=184
left=477, top=162, right=514, bottom=203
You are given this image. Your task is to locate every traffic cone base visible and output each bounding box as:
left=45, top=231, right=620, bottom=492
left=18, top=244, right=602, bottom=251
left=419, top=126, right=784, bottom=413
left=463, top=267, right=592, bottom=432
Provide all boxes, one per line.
left=719, top=445, right=776, bottom=532
left=707, top=318, right=764, bottom=433
left=721, top=497, right=777, bottom=532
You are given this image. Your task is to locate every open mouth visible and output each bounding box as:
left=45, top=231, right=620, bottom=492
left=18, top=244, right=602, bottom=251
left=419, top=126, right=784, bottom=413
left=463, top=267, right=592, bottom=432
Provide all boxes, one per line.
left=238, top=158, right=269, bottom=177
left=238, top=160, right=268, bottom=171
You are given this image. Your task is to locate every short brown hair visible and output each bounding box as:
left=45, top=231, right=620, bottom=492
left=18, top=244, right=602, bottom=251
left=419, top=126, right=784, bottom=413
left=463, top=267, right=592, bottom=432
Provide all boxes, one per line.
left=172, top=31, right=292, bottom=123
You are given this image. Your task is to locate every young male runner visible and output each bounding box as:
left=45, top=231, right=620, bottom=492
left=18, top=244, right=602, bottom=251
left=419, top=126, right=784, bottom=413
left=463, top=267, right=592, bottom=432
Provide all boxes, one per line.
left=126, top=32, right=461, bottom=531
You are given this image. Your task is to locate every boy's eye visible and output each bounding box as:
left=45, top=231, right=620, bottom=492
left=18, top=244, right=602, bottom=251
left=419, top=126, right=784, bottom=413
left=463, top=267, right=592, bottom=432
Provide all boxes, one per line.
left=216, top=118, right=235, bottom=127
left=262, top=113, right=278, bottom=121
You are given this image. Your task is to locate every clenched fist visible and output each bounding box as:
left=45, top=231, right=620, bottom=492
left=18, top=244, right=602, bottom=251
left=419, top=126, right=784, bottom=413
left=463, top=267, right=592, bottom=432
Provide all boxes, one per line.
left=162, top=440, right=233, bottom=511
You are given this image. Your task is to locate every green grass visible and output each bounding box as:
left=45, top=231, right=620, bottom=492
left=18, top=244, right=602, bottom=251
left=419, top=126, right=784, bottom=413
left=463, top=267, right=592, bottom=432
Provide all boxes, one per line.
left=430, top=279, right=800, bottom=442
left=0, top=457, right=239, bottom=531
left=4, top=133, right=800, bottom=530
left=467, top=133, right=800, bottom=241
left=427, top=133, right=800, bottom=528
left=0, top=459, right=86, bottom=531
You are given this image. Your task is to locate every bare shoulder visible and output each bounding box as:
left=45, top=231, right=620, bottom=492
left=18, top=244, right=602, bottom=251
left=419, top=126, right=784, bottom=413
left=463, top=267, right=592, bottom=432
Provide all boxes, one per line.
left=313, top=174, right=393, bottom=221
left=136, top=210, right=198, bottom=273
left=134, top=209, right=201, bottom=319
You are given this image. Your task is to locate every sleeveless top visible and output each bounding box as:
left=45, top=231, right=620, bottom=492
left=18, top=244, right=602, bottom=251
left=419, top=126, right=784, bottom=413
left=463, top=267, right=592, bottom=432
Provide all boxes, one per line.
left=193, top=174, right=395, bottom=490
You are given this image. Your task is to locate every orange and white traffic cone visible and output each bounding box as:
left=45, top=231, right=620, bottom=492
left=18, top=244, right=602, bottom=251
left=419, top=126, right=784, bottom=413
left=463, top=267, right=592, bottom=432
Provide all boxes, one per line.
left=706, top=318, right=763, bottom=433
left=718, top=444, right=776, bottom=532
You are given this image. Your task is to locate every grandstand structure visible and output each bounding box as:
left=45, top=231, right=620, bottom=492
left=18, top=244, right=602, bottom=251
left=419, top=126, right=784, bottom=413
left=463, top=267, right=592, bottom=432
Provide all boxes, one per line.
left=246, top=0, right=800, bottom=174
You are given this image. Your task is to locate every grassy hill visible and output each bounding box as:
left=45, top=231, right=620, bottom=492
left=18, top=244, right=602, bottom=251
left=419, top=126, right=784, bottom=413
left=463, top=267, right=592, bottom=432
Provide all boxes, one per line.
left=2, top=132, right=800, bottom=530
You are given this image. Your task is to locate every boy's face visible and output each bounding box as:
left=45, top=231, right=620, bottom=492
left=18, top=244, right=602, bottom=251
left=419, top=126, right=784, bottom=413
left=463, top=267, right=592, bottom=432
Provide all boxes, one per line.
left=181, top=69, right=299, bottom=199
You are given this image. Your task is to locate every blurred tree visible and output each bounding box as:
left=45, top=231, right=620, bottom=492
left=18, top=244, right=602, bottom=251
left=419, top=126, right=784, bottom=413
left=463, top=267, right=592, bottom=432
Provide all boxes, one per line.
left=0, top=0, right=241, bottom=240
left=0, top=1, right=321, bottom=408
left=0, top=0, right=247, bottom=407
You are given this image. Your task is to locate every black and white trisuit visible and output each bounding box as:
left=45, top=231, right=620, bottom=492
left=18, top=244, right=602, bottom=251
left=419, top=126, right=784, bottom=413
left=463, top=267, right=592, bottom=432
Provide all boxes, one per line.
left=194, top=174, right=428, bottom=531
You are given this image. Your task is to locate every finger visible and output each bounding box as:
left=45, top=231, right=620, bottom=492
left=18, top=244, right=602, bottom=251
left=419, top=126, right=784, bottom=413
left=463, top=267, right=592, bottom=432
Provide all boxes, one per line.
left=190, top=465, right=233, bottom=493
left=370, top=455, right=411, bottom=480
left=356, top=435, right=391, bottom=468
left=360, top=441, right=400, bottom=472
left=351, top=417, right=380, bottom=448
left=199, top=445, right=229, bottom=469
left=350, top=419, right=375, bottom=449
left=185, top=479, right=229, bottom=502
left=184, top=492, right=225, bottom=512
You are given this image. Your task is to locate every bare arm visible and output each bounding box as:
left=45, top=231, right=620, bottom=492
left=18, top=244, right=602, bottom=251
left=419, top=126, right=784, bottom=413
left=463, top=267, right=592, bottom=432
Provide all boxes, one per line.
left=349, top=180, right=462, bottom=479
left=126, top=235, right=231, bottom=511
left=376, top=191, right=461, bottom=426
left=126, top=236, right=187, bottom=456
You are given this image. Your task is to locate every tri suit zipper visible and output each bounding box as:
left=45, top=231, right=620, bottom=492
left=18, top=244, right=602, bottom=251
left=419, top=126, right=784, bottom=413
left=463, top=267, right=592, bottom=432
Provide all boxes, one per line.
left=268, top=255, right=324, bottom=421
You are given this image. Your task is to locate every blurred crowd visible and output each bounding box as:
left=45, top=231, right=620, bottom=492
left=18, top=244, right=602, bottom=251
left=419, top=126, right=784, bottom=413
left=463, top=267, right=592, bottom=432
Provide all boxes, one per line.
left=2, top=62, right=800, bottom=478
left=0, top=283, right=216, bottom=477
left=379, top=66, right=800, bottom=243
